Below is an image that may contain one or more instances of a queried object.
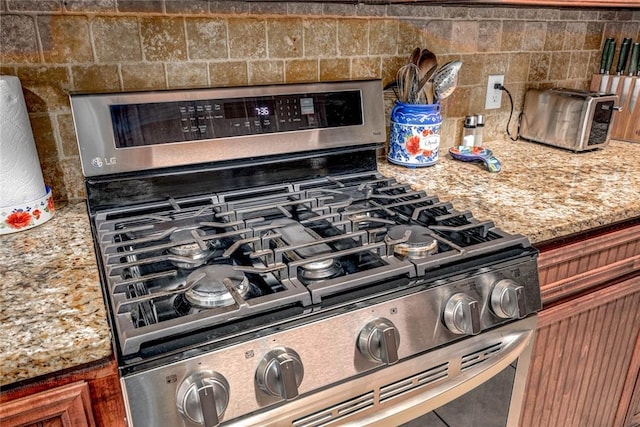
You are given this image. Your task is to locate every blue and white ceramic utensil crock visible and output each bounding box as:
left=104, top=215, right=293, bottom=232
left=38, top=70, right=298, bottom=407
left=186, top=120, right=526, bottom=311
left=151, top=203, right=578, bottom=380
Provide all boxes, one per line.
left=388, top=102, right=442, bottom=168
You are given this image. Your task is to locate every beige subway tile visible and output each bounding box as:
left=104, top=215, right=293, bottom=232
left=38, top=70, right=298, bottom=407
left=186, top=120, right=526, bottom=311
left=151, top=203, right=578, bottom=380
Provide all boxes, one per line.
left=141, top=16, right=187, bottom=62
left=303, top=18, right=338, bottom=57
left=467, top=85, right=486, bottom=115
left=563, top=22, right=586, bottom=51
left=38, top=15, right=92, bottom=64
left=7, top=0, right=62, bottom=12
left=439, top=116, right=460, bottom=149
left=584, top=22, right=605, bottom=51
left=251, top=2, right=288, bottom=15
left=443, top=86, right=471, bottom=118
left=63, top=0, right=116, bottom=13
left=185, top=17, right=228, bottom=60
left=16, top=66, right=71, bottom=113
left=165, top=0, right=209, bottom=14
left=478, top=20, right=502, bottom=53
left=351, top=57, right=380, bottom=79
left=559, top=9, right=581, bottom=20
left=568, top=51, right=591, bottom=80
left=442, top=6, right=469, bottom=19
left=338, top=19, right=368, bottom=57
left=121, top=63, right=166, bottom=90
left=0, top=14, right=40, bottom=64
left=451, top=21, right=479, bottom=53
left=29, top=114, right=58, bottom=162
left=118, top=0, right=163, bottom=13
left=319, top=58, right=350, bottom=81
left=501, top=21, right=523, bottom=52
left=40, top=159, right=67, bottom=203
left=522, top=22, right=547, bottom=52
left=482, top=53, right=510, bottom=75
left=322, top=3, right=357, bottom=17
left=507, top=52, right=530, bottom=83
left=228, top=18, right=267, bottom=59
left=60, top=157, right=86, bottom=201
left=248, top=60, right=284, bottom=85
left=369, top=19, right=398, bottom=56
left=528, top=52, right=551, bottom=82
left=544, top=21, right=566, bottom=52
left=397, top=20, right=426, bottom=57
left=287, top=2, right=323, bottom=16
left=381, top=56, right=407, bottom=85
left=167, top=62, right=209, bottom=88
left=209, top=61, right=248, bottom=87
left=267, top=18, right=303, bottom=59
left=92, top=16, right=141, bottom=63
left=458, top=54, right=484, bottom=86
left=423, top=20, right=453, bottom=55
left=56, top=114, right=79, bottom=158
left=285, top=59, right=318, bottom=82
left=549, top=51, right=571, bottom=81
left=71, top=64, right=120, bottom=92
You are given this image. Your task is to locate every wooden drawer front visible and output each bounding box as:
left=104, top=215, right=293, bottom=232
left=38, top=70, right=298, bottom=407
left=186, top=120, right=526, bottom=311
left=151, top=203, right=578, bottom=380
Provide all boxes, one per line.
left=0, top=381, right=95, bottom=427
left=538, top=224, right=640, bottom=304
left=520, top=279, right=640, bottom=427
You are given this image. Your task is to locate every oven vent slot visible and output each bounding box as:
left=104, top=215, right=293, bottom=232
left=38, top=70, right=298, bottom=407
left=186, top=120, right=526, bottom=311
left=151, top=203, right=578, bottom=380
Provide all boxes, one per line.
left=460, top=342, right=503, bottom=371
left=379, top=362, right=449, bottom=403
left=292, top=391, right=374, bottom=427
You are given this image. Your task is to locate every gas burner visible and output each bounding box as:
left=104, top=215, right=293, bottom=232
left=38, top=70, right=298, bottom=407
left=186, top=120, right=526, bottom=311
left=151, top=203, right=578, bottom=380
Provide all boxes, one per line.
left=386, top=225, right=438, bottom=259
left=184, top=265, right=250, bottom=308
left=168, top=227, right=216, bottom=269
left=299, top=258, right=344, bottom=282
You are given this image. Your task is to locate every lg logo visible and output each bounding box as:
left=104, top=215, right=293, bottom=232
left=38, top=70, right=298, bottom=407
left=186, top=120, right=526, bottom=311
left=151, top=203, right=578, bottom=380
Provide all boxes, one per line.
left=91, top=157, right=117, bottom=168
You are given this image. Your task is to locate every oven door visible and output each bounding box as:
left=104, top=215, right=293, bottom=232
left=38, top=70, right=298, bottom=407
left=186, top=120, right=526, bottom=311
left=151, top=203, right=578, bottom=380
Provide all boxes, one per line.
left=220, top=316, right=536, bottom=427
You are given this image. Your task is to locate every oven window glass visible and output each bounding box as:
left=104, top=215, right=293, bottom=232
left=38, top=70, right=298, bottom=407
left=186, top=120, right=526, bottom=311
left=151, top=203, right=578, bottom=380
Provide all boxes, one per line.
left=401, top=362, right=517, bottom=427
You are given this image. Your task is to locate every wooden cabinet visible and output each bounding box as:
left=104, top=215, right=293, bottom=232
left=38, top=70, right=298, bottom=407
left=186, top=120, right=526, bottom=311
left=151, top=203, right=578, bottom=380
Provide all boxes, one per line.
left=0, top=381, right=95, bottom=427
left=0, top=358, right=126, bottom=427
left=519, top=223, right=640, bottom=427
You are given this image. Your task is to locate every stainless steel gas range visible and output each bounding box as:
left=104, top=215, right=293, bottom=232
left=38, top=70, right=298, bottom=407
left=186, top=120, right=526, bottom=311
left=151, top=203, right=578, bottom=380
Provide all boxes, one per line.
left=71, top=80, right=542, bottom=427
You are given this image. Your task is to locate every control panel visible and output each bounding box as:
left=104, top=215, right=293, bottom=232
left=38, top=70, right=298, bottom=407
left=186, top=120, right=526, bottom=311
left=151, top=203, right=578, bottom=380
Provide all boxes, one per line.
left=109, top=90, right=363, bottom=148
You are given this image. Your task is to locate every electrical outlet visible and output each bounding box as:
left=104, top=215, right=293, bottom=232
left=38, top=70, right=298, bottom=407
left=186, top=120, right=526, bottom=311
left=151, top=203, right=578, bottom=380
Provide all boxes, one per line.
left=485, top=75, right=504, bottom=110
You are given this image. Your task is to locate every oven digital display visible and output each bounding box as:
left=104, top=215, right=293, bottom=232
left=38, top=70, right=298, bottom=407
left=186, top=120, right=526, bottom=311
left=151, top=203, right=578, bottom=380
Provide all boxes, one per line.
left=110, top=91, right=363, bottom=148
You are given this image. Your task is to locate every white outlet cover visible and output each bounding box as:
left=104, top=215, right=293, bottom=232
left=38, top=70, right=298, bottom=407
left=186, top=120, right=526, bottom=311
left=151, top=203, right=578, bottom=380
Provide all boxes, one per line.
left=485, top=75, right=504, bottom=110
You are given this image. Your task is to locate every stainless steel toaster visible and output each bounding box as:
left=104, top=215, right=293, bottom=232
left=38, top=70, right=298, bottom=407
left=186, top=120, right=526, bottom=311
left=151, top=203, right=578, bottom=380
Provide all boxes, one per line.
left=519, top=88, right=618, bottom=152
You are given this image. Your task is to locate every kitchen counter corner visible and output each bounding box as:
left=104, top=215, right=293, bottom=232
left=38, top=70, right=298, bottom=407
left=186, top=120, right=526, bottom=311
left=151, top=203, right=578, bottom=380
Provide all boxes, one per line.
left=378, top=139, right=640, bottom=244
left=0, top=202, right=112, bottom=387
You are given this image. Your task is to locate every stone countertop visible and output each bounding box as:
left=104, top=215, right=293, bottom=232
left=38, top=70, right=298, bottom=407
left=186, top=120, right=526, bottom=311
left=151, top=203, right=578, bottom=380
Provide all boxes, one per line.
left=0, top=202, right=112, bottom=388
left=378, top=139, right=640, bottom=244
left=1, top=139, right=639, bottom=388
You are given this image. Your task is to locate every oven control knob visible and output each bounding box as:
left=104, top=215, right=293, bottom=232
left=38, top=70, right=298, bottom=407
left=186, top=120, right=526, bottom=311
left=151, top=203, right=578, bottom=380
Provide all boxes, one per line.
left=256, top=347, right=304, bottom=401
left=176, top=371, right=229, bottom=427
left=491, top=279, right=526, bottom=319
left=357, top=318, right=400, bottom=365
left=443, top=293, right=481, bottom=335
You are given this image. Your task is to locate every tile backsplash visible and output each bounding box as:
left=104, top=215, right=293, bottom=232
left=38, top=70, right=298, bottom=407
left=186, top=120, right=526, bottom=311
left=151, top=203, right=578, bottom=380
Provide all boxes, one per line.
left=1, top=0, right=638, bottom=203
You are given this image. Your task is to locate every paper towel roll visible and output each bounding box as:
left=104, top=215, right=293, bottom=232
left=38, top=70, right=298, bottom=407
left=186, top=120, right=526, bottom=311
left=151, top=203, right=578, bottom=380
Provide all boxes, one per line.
left=0, top=75, right=47, bottom=207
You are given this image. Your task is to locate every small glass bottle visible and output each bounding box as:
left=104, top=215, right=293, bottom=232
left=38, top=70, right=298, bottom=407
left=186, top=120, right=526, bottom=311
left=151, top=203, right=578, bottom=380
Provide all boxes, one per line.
left=475, top=114, right=485, bottom=147
left=462, top=115, right=476, bottom=147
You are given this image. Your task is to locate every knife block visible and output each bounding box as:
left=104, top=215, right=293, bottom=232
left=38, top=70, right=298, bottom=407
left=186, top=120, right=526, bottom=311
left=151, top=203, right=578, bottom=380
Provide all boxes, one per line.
left=590, top=74, right=640, bottom=143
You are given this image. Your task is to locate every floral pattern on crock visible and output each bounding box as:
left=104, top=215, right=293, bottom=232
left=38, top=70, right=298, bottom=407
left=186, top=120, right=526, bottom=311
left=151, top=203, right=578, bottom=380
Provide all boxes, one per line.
left=1, top=193, right=55, bottom=231
left=388, top=122, right=441, bottom=167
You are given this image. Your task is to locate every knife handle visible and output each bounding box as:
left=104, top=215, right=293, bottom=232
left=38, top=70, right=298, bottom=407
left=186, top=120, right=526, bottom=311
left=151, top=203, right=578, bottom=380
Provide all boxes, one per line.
left=629, top=43, right=640, bottom=76
left=605, top=39, right=616, bottom=74
left=600, top=37, right=615, bottom=74
left=616, top=38, right=632, bottom=74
